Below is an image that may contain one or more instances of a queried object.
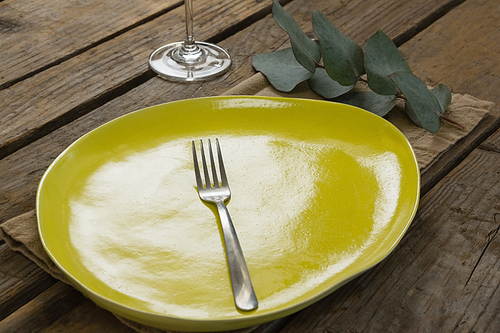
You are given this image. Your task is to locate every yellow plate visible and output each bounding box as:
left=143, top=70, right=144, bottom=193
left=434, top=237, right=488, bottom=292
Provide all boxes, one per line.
left=37, top=96, right=419, bottom=332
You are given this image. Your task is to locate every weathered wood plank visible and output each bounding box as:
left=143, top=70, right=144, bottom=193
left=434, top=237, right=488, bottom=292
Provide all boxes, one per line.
left=400, top=0, right=500, bottom=103
left=0, top=0, right=278, bottom=159
left=419, top=104, right=500, bottom=196
left=480, top=127, right=500, bottom=154
left=0, top=0, right=465, bottom=160
left=399, top=0, right=500, bottom=193
left=461, top=128, right=500, bottom=332
left=41, top=298, right=136, bottom=333
left=0, top=244, right=56, bottom=321
left=0, top=281, right=87, bottom=332
left=0, top=0, right=180, bottom=89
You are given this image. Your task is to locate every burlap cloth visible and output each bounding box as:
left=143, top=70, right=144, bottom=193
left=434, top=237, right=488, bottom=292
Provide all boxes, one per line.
left=0, top=72, right=494, bottom=333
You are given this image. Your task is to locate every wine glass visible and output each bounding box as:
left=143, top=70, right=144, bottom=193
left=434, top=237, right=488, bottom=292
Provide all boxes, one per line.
left=149, top=0, right=232, bottom=82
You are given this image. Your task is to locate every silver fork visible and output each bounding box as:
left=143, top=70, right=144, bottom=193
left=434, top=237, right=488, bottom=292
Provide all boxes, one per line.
left=192, top=139, right=258, bottom=311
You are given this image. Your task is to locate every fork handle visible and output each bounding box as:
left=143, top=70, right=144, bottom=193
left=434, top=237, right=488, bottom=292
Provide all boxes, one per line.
left=215, top=201, right=258, bottom=311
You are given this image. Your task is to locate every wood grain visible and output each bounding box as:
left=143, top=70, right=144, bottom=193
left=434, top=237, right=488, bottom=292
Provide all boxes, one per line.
left=0, top=244, right=56, bottom=321
left=400, top=0, right=500, bottom=194
left=0, top=0, right=462, bottom=159
left=0, top=0, right=180, bottom=89
left=419, top=105, right=500, bottom=196
left=0, top=281, right=89, bottom=332
left=0, top=0, right=278, bottom=159
left=40, top=298, right=136, bottom=333
left=400, top=0, right=500, bottom=102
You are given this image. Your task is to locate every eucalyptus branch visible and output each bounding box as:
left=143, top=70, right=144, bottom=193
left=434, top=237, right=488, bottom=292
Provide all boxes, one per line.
left=358, top=76, right=368, bottom=83
left=251, top=0, right=460, bottom=133
left=440, top=114, right=467, bottom=130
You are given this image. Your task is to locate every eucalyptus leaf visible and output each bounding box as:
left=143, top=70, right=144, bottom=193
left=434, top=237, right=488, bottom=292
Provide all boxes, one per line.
left=365, top=30, right=412, bottom=95
left=390, top=72, right=441, bottom=133
left=312, top=10, right=365, bottom=86
left=252, top=48, right=314, bottom=92
left=332, top=91, right=397, bottom=117
left=272, top=0, right=321, bottom=72
left=403, top=100, right=425, bottom=131
left=308, top=68, right=354, bottom=98
left=430, top=84, right=452, bottom=114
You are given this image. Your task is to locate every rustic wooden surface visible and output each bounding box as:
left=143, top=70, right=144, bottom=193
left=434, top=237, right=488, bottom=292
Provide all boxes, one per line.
left=0, top=0, right=277, bottom=158
left=0, top=0, right=180, bottom=89
left=1, top=0, right=499, bottom=331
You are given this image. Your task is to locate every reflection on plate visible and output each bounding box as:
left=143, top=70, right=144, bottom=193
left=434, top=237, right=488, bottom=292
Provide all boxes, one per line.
left=37, top=97, right=419, bottom=332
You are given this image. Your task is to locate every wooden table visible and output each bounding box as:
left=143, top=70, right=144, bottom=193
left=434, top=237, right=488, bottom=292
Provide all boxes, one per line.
left=1, top=0, right=499, bottom=331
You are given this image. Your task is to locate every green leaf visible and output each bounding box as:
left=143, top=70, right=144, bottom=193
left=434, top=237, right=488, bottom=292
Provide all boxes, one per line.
left=312, top=10, right=365, bottom=86
left=308, top=68, right=354, bottom=98
left=365, top=30, right=412, bottom=95
left=272, top=0, right=321, bottom=72
left=332, top=91, right=397, bottom=117
left=252, top=48, right=314, bottom=92
left=403, top=100, right=424, bottom=131
left=389, top=72, right=441, bottom=133
left=430, top=84, right=452, bottom=114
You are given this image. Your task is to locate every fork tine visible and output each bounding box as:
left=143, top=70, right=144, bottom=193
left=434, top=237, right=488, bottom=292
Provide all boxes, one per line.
left=200, top=140, right=212, bottom=189
left=208, top=139, right=220, bottom=188
left=216, top=138, right=229, bottom=187
left=192, top=141, right=204, bottom=189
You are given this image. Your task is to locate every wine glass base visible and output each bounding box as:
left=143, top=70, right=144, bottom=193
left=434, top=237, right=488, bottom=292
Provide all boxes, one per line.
left=149, top=41, right=231, bottom=82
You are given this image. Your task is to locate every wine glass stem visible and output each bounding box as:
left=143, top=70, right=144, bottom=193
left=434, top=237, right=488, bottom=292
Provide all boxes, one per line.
left=184, top=0, right=195, bottom=47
